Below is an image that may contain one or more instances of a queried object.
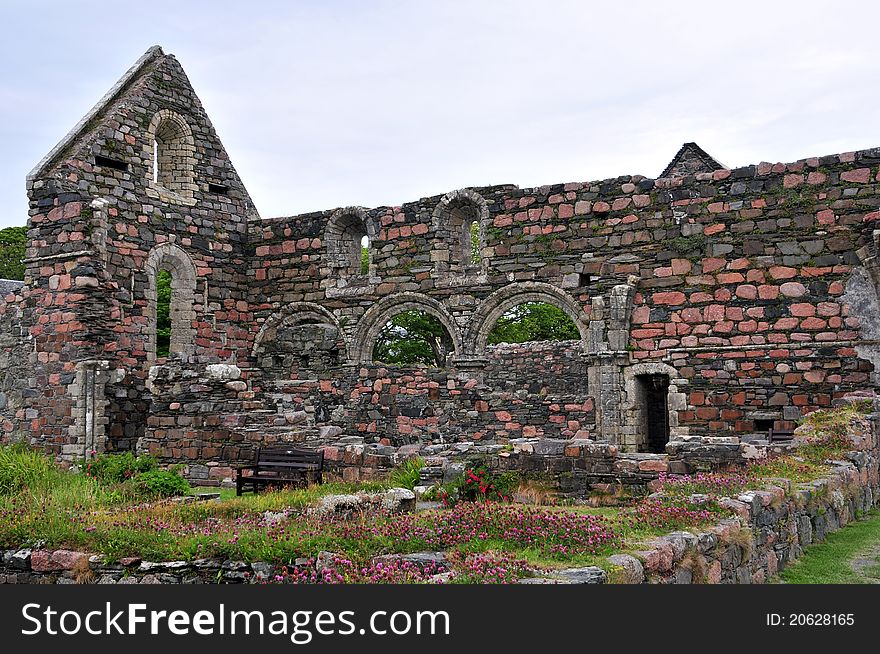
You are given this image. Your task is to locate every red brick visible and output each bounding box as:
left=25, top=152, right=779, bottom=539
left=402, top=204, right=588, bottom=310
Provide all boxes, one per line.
left=757, top=285, right=779, bottom=300
left=717, top=272, right=745, bottom=284
left=769, top=266, right=797, bottom=280
left=779, top=282, right=806, bottom=297
left=735, top=284, right=757, bottom=299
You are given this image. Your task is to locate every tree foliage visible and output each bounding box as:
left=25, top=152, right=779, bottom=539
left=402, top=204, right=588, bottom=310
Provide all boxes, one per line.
left=372, top=310, right=453, bottom=367
left=0, top=226, right=27, bottom=281
left=487, top=302, right=579, bottom=344
left=370, top=303, right=580, bottom=367
left=156, top=270, right=172, bottom=357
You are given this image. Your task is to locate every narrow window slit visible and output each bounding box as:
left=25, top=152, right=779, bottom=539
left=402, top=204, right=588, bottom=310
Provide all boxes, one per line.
left=94, top=155, right=128, bottom=172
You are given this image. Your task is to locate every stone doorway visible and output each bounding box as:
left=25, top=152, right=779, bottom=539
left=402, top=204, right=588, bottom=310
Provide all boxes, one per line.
left=637, top=373, right=669, bottom=454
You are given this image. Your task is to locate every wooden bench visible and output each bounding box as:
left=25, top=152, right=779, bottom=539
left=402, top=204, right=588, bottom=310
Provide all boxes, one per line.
left=236, top=447, right=324, bottom=496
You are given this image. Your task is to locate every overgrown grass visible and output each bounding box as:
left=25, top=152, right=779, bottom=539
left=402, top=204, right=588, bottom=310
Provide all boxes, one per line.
left=779, top=509, right=880, bottom=584
left=0, top=443, right=60, bottom=495
left=388, top=457, right=424, bottom=490
left=0, top=402, right=872, bottom=580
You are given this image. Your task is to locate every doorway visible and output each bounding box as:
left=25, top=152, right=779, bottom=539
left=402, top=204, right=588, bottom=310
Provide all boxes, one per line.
left=637, top=373, right=670, bottom=453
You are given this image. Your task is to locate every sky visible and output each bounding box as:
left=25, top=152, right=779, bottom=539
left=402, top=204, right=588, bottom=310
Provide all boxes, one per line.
left=1, top=0, right=879, bottom=228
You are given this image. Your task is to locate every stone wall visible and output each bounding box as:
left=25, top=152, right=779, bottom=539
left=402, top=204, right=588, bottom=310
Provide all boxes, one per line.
left=627, top=413, right=880, bottom=583
left=246, top=147, right=880, bottom=454
left=2, top=45, right=880, bottom=469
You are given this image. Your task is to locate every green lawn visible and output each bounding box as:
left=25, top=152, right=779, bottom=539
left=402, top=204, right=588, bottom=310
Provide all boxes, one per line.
left=778, top=509, right=880, bottom=584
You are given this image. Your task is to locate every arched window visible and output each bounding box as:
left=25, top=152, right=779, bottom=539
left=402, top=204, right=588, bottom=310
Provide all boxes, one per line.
left=432, top=189, right=488, bottom=277
left=325, top=208, right=374, bottom=283
left=372, top=310, right=455, bottom=368
left=146, top=110, right=196, bottom=204
left=144, top=243, right=197, bottom=363
left=466, top=282, right=590, bottom=356
left=352, top=293, right=462, bottom=364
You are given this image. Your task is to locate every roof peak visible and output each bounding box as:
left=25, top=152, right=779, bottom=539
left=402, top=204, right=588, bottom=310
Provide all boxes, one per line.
left=27, top=45, right=166, bottom=182
left=659, top=142, right=727, bottom=179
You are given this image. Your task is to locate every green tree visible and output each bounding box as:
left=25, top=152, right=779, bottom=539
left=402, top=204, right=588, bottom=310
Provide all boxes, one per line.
left=373, top=310, right=453, bottom=367
left=487, top=302, right=579, bottom=345
left=0, top=226, right=27, bottom=281
left=156, top=270, right=172, bottom=357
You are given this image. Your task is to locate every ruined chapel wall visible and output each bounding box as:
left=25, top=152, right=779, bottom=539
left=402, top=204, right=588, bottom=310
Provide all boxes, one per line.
left=14, top=50, right=258, bottom=456
left=244, top=148, right=879, bottom=443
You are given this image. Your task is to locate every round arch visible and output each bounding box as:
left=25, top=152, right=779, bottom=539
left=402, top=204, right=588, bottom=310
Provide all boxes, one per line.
left=352, top=292, right=463, bottom=364
left=431, top=188, right=490, bottom=275
left=251, top=302, right=349, bottom=360
left=467, top=282, right=590, bottom=354
left=145, top=109, right=197, bottom=203
left=325, top=206, right=375, bottom=275
left=144, top=242, right=198, bottom=363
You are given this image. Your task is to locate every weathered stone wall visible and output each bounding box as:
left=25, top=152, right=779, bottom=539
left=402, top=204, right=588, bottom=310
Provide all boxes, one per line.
left=629, top=412, right=880, bottom=584
left=0, top=285, right=31, bottom=439
left=3, top=45, right=880, bottom=468
left=5, top=47, right=258, bottom=458
left=246, top=148, right=880, bottom=453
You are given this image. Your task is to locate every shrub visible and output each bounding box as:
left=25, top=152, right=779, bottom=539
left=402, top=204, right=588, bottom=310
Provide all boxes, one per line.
left=0, top=443, right=59, bottom=495
left=129, top=469, right=191, bottom=498
left=454, top=464, right=518, bottom=503
left=388, top=457, right=424, bottom=490
left=86, top=452, right=157, bottom=484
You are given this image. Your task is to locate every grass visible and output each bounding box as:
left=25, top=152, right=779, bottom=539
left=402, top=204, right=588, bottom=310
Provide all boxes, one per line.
left=779, top=509, right=880, bottom=584
left=0, top=401, right=873, bottom=582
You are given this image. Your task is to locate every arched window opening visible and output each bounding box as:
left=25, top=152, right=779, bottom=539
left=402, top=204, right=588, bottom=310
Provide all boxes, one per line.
left=146, top=110, right=196, bottom=204
left=487, top=302, right=580, bottom=345
left=361, top=234, right=370, bottom=276
left=155, top=269, right=172, bottom=358
left=372, top=310, right=454, bottom=368
left=145, top=243, right=197, bottom=364
left=469, top=220, right=480, bottom=265
left=636, top=373, right=670, bottom=454
left=326, top=209, right=373, bottom=283
left=446, top=199, right=482, bottom=272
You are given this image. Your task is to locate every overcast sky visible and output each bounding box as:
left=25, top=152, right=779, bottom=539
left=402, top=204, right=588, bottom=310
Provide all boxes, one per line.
left=1, top=0, right=878, bottom=228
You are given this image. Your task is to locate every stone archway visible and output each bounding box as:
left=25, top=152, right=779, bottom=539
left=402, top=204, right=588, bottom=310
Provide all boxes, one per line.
left=252, top=302, right=347, bottom=359
left=621, top=362, right=688, bottom=453
left=144, top=242, right=197, bottom=363
left=351, top=292, right=463, bottom=364
left=466, top=281, right=590, bottom=355
left=431, top=188, right=490, bottom=280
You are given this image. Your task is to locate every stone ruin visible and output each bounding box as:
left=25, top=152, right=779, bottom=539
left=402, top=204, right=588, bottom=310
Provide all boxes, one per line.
left=1, top=45, right=880, bottom=491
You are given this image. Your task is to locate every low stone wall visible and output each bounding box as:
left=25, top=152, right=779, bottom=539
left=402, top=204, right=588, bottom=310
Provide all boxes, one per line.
left=608, top=410, right=880, bottom=584
left=0, top=550, right=276, bottom=585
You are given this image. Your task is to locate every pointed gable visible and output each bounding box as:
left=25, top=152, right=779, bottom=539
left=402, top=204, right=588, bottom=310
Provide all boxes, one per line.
left=659, top=142, right=726, bottom=179
left=28, top=45, right=258, bottom=219
left=28, top=46, right=165, bottom=182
